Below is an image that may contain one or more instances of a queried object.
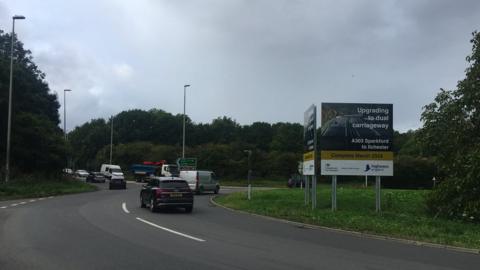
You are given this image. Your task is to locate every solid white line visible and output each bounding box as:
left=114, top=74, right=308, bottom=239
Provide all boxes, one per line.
left=122, top=202, right=130, bottom=214
left=136, top=217, right=206, bottom=242
left=0, top=206, right=7, bottom=209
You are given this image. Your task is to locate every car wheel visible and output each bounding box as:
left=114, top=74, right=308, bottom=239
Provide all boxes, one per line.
left=214, top=186, right=219, bottom=194
left=150, top=198, right=157, bottom=213
left=185, top=206, right=193, bottom=213
left=140, top=196, right=146, bottom=208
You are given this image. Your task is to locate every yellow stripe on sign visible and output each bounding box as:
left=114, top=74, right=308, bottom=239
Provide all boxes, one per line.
left=321, top=151, right=393, bottom=160
left=303, top=151, right=315, bottom=161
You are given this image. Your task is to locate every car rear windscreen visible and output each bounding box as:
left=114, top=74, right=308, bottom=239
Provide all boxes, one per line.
left=160, top=181, right=189, bottom=189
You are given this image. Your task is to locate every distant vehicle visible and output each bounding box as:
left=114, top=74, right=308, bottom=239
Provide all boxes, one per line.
left=75, top=170, right=89, bottom=178
left=86, top=172, right=106, bottom=183
left=130, top=164, right=157, bottom=182
left=100, top=164, right=126, bottom=189
left=179, top=170, right=219, bottom=194
left=287, top=174, right=304, bottom=188
left=140, top=177, right=194, bottom=213
left=100, top=164, right=123, bottom=178
left=62, top=168, right=73, bottom=175
left=131, top=161, right=179, bottom=182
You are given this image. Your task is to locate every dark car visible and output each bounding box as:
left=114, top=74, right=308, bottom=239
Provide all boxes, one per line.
left=86, top=172, right=106, bottom=183
left=109, top=177, right=127, bottom=190
left=140, top=177, right=194, bottom=213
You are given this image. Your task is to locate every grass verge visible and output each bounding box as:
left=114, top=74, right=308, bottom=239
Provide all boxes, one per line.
left=0, top=177, right=97, bottom=201
left=221, top=179, right=287, bottom=188
left=214, top=185, right=480, bottom=250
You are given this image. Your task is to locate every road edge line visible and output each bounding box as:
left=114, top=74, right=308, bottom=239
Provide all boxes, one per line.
left=210, top=195, right=480, bottom=255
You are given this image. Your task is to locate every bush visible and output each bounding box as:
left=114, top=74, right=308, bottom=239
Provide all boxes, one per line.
left=382, top=156, right=436, bottom=189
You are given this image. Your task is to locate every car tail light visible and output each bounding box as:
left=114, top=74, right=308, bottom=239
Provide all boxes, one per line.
left=155, top=188, right=167, bottom=197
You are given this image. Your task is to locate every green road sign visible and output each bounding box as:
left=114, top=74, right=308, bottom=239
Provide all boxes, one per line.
left=177, top=158, right=197, bottom=170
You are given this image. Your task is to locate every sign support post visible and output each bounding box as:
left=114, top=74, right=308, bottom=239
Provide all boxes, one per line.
left=303, top=105, right=317, bottom=208
left=312, top=175, right=317, bottom=209
left=304, top=175, right=309, bottom=205
left=332, top=175, right=337, bottom=211
left=375, top=176, right=381, bottom=212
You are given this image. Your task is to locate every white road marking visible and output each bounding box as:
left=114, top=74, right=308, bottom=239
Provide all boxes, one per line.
left=136, top=217, right=206, bottom=242
left=10, top=204, right=18, bottom=207
left=19, top=202, right=26, bottom=205
left=48, top=196, right=54, bottom=199
left=29, top=199, right=36, bottom=202
left=122, top=202, right=130, bottom=214
left=38, top=198, right=45, bottom=201
left=0, top=206, right=7, bottom=209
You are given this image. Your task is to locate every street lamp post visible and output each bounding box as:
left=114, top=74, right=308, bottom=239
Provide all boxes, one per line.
left=63, top=89, right=72, bottom=140
left=63, top=89, right=72, bottom=170
left=182, top=84, right=190, bottom=158
left=5, top=15, right=26, bottom=183
left=244, top=150, right=252, bottom=200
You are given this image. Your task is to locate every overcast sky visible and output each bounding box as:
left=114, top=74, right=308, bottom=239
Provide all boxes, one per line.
left=1, top=0, right=479, bottom=132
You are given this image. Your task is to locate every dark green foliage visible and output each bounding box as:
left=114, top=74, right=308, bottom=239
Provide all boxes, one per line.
left=0, top=30, right=65, bottom=175
left=419, top=31, right=480, bottom=222
left=383, top=156, right=436, bottom=189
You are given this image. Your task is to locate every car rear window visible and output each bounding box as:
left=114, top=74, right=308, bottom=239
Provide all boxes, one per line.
left=160, top=180, right=189, bottom=189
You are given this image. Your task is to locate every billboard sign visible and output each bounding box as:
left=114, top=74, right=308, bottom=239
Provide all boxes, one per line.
left=303, top=105, right=317, bottom=175
left=320, top=103, right=393, bottom=176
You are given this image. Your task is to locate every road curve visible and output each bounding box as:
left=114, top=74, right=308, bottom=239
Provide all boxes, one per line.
left=0, top=183, right=478, bottom=270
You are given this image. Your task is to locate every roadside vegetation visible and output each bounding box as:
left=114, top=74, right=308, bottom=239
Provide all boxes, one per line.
left=215, top=185, right=480, bottom=250
left=221, top=178, right=287, bottom=188
left=0, top=176, right=97, bottom=201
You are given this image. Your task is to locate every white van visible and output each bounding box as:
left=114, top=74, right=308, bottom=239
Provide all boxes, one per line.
left=100, top=164, right=124, bottom=180
left=179, top=170, right=219, bottom=194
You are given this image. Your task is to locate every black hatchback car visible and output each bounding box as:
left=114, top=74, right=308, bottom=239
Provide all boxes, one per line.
left=140, top=177, right=194, bottom=213
left=86, top=172, right=106, bottom=183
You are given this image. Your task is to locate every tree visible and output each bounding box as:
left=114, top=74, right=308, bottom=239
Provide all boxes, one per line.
left=419, top=31, right=480, bottom=222
left=0, top=30, right=65, bottom=175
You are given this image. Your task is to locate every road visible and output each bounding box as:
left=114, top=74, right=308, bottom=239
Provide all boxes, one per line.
left=0, top=182, right=478, bottom=270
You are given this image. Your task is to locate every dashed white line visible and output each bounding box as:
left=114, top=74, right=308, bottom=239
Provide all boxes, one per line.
left=38, top=198, right=45, bottom=201
left=19, top=202, right=26, bottom=205
left=29, top=199, right=36, bottom=202
left=0, top=206, right=7, bottom=209
left=10, top=203, right=18, bottom=207
left=48, top=196, right=54, bottom=199
left=122, top=202, right=130, bottom=214
left=136, top=217, right=206, bottom=242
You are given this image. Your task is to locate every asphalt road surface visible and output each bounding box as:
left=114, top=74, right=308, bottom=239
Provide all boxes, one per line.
left=0, top=182, right=479, bottom=270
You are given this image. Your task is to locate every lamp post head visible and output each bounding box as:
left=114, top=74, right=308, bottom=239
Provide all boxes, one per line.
left=64, top=89, right=72, bottom=92
left=184, top=84, right=190, bottom=88
left=13, top=15, right=26, bottom=20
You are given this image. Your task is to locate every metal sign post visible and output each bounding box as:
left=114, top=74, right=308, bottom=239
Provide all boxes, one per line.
left=375, top=176, right=381, bottom=212
left=303, top=105, right=317, bottom=209
left=304, top=175, right=310, bottom=206
left=331, top=175, right=337, bottom=211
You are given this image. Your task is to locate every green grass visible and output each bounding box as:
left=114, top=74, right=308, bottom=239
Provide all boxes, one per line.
left=215, top=185, right=480, bottom=250
left=0, top=177, right=97, bottom=201
left=221, top=178, right=287, bottom=188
